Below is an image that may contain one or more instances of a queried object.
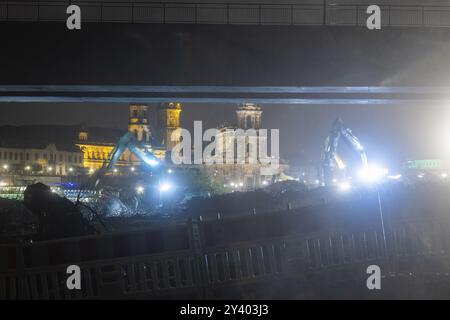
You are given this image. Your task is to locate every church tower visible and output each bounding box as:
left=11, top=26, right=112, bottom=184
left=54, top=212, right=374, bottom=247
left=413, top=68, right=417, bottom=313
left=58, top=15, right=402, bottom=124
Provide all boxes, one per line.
left=158, top=102, right=182, bottom=151
left=128, top=104, right=151, bottom=143
left=78, top=124, right=89, bottom=141
left=236, top=103, right=262, bottom=129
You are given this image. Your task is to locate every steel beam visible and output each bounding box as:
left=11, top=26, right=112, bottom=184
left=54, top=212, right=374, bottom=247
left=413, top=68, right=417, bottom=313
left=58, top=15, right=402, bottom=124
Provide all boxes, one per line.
left=0, top=85, right=447, bottom=104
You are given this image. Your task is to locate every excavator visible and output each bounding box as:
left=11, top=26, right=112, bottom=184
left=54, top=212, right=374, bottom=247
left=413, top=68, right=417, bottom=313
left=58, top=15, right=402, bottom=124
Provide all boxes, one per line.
left=92, top=132, right=160, bottom=189
left=77, top=132, right=162, bottom=201
left=320, top=118, right=368, bottom=186
left=16, top=133, right=162, bottom=241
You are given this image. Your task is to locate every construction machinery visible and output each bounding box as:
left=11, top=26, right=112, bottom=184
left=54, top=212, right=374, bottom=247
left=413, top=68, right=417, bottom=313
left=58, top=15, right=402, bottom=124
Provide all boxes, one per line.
left=82, top=132, right=161, bottom=192
left=320, top=118, right=368, bottom=186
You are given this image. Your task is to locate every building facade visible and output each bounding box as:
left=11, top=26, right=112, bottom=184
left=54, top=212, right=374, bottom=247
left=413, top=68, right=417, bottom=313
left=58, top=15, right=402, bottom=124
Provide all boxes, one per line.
left=201, top=103, right=285, bottom=190
left=157, top=102, right=182, bottom=152
left=0, top=144, right=83, bottom=177
left=76, top=104, right=170, bottom=171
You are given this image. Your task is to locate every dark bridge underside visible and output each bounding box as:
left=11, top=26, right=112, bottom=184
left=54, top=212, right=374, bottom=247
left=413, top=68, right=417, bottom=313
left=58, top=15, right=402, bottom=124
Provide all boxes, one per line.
left=0, top=85, right=449, bottom=104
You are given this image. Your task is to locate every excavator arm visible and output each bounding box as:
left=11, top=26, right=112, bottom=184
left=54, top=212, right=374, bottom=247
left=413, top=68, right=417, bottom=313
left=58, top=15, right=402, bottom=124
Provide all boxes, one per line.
left=320, top=118, right=368, bottom=185
left=80, top=132, right=161, bottom=193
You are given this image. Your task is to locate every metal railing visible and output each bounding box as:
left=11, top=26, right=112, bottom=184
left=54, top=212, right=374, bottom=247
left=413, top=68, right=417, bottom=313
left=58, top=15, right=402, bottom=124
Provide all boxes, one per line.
left=1, top=212, right=450, bottom=299
left=1, top=1, right=450, bottom=27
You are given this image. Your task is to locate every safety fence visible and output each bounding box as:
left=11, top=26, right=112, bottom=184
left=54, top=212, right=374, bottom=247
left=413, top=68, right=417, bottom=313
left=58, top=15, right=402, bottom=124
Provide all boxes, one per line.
left=2, top=208, right=450, bottom=299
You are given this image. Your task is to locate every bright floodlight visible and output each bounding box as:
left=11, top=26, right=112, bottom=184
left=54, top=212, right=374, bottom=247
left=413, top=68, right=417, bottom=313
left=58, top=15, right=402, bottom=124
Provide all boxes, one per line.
left=144, top=158, right=159, bottom=167
left=136, top=186, right=145, bottom=194
left=159, top=182, right=172, bottom=192
left=338, top=181, right=351, bottom=192
left=358, top=165, right=388, bottom=183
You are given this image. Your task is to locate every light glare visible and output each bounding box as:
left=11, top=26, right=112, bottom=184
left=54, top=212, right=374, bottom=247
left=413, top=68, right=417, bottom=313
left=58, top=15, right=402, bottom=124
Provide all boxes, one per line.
left=358, top=165, right=388, bottom=183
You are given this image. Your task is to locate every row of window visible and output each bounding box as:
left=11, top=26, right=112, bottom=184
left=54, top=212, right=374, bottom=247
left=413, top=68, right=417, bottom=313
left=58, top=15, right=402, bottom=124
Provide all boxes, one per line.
left=0, top=150, right=82, bottom=164
left=86, top=152, right=129, bottom=162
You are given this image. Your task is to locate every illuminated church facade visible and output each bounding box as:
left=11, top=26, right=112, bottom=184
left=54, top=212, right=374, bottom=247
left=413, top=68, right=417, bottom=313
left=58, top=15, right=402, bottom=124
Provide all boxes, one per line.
left=76, top=102, right=284, bottom=190
left=76, top=103, right=181, bottom=172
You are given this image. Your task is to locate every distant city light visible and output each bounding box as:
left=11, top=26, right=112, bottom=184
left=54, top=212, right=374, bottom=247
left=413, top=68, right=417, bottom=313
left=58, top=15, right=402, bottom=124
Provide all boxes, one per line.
left=68, top=167, right=73, bottom=172
left=24, top=166, right=31, bottom=171
left=167, top=169, right=173, bottom=174
left=130, top=167, right=135, bottom=172
left=262, top=180, right=268, bottom=185
left=239, top=182, right=244, bottom=187
left=441, top=173, right=448, bottom=179
left=113, top=168, right=118, bottom=173
left=89, top=168, right=94, bottom=174
left=417, top=173, right=425, bottom=179
left=47, top=167, right=53, bottom=171
left=0, top=181, right=7, bottom=187
left=387, top=174, right=402, bottom=180
left=2, top=164, right=8, bottom=170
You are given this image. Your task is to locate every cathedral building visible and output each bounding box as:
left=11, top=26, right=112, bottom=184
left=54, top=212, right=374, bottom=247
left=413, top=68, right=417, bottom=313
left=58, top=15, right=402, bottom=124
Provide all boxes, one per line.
left=76, top=104, right=174, bottom=171
left=157, top=102, right=182, bottom=152
left=0, top=102, right=285, bottom=191
left=202, top=103, right=285, bottom=190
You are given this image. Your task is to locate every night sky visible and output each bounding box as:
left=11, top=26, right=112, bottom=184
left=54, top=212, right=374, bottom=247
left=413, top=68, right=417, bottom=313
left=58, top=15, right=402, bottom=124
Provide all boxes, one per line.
left=1, top=22, right=450, bottom=167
